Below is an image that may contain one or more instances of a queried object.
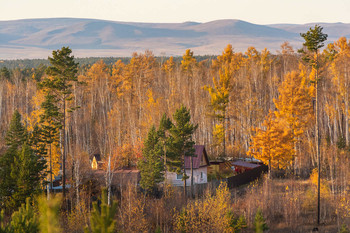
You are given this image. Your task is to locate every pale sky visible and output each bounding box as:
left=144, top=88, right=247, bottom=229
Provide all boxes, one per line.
left=2, top=0, right=350, bottom=24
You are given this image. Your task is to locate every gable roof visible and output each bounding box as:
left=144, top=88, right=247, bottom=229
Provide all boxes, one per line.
left=184, top=145, right=210, bottom=169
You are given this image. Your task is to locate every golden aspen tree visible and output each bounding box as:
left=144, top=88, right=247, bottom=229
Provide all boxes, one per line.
left=124, top=51, right=156, bottom=141
left=205, top=45, right=242, bottom=156
left=180, top=49, right=197, bottom=108
left=181, top=49, right=197, bottom=75
left=204, top=68, right=231, bottom=154
left=248, top=113, right=294, bottom=176
left=274, top=67, right=314, bottom=167
left=142, top=89, right=162, bottom=131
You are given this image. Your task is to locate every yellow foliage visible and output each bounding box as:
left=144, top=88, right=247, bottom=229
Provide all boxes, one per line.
left=181, top=49, right=197, bottom=74
left=309, top=168, right=330, bottom=198
left=248, top=113, right=295, bottom=169
left=49, top=144, right=61, bottom=177
left=174, top=182, right=236, bottom=233
left=162, top=56, right=175, bottom=74
left=337, top=196, right=350, bottom=218
left=213, top=123, right=225, bottom=145
left=302, top=168, right=331, bottom=211
left=274, top=69, right=314, bottom=139
left=25, top=89, right=45, bottom=132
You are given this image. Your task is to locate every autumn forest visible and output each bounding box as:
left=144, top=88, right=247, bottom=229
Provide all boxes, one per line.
left=0, top=25, right=350, bottom=232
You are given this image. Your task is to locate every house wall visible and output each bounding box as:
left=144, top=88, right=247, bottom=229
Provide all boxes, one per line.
left=166, top=167, right=207, bottom=186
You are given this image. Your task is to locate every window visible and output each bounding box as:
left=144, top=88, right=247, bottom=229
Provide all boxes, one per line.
left=200, top=172, right=203, bottom=179
left=176, top=174, right=183, bottom=180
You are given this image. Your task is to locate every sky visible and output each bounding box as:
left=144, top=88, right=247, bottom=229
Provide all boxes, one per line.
left=2, top=0, right=350, bottom=24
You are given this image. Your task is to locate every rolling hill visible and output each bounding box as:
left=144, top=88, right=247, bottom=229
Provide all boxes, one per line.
left=0, top=18, right=348, bottom=59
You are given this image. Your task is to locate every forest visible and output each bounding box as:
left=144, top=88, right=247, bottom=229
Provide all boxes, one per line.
left=0, top=26, right=349, bottom=232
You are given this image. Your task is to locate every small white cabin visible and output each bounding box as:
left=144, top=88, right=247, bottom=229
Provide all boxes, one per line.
left=166, top=145, right=210, bottom=186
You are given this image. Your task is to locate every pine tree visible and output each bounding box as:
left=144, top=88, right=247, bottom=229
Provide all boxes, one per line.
left=167, top=105, right=198, bottom=197
left=300, top=25, right=328, bottom=225
left=10, top=144, right=46, bottom=208
left=138, top=126, right=164, bottom=194
left=157, top=113, right=172, bottom=183
left=39, top=93, right=62, bottom=196
left=85, top=189, right=117, bottom=233
left=8, top=198, right=39, bottom=233
left=0, top=110, right=27, bottom=209
left=253, top=209, right=268, bottom=233
left=5, top=110, right=27, bottom=152
left=0, top=111, right=46, bottom=211
left=41, top=46, right=79, bottom=199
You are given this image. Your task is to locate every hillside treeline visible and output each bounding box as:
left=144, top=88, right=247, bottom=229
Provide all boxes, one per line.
left=0, top=40, right=349, bottom=164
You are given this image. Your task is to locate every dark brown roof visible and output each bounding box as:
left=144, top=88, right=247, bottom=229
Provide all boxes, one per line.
left=92, top=169, right=140, bottom=187
left=184, top=145, right=210, bottom=169
left=231, top=161, right=261, bottom=169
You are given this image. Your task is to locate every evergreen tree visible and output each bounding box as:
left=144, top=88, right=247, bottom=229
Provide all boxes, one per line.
left=0, top=111, right=27, bottom=210
left=138, top=126, right=164, bottom=194
left=10, top=144, right=46, bottom=208
left=39, top=93, right=62, bottom=195
left=5, top=110, right=27, bottom=152
left=157, top=113, right=172, bottom=183
left=227, top=212, right=247, bottom=233
left=299, top=25, right=328, bottom=225
left=40, top=46, right=79, bottom=199
left=85, top=189, right=117, bottom=233
left=168, top=105, right=197, bottom=197
left=253, top=209, right=268, bottom=233
left=8, top=198, right=39, bottom=233
left=0, top=67, right=10, bottom=80
left=0, top=111, right=46, bottom=211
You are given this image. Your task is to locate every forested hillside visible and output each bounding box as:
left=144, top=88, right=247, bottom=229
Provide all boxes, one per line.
left=1, top=30, right=350, bottom=232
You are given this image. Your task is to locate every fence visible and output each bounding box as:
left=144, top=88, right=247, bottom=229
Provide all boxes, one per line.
left=226, top=164, right=268, bottom=189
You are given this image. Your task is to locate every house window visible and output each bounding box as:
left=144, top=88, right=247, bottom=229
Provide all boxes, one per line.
left=200, top=172, right=203, bottom=179
left=176, top=173, right=183, bottom=180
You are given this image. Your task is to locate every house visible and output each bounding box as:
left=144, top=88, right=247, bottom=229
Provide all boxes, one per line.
left=166, top=145, right=210, bottom=186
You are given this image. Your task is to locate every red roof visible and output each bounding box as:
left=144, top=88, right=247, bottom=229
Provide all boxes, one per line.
left=184, top=145, right=210, bottom=169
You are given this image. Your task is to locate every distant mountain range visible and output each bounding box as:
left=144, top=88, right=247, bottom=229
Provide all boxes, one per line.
left=0, top=18, right=349, bottom=59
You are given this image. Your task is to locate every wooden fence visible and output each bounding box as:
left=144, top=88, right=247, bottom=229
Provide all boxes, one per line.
left=226, top=164, right=268, bottom=189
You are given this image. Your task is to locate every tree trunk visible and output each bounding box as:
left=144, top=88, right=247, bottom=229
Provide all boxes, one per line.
left=62, top=95, right=66, bottom=200
left=191, top=155, right=194, bottom=198
left=183, top=155, right=187, bottom=198
left=315, top=54, right=321, bottom=226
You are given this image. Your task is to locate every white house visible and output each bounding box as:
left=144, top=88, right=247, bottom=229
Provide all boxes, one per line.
left=166, top=145, right=210, bottom=186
